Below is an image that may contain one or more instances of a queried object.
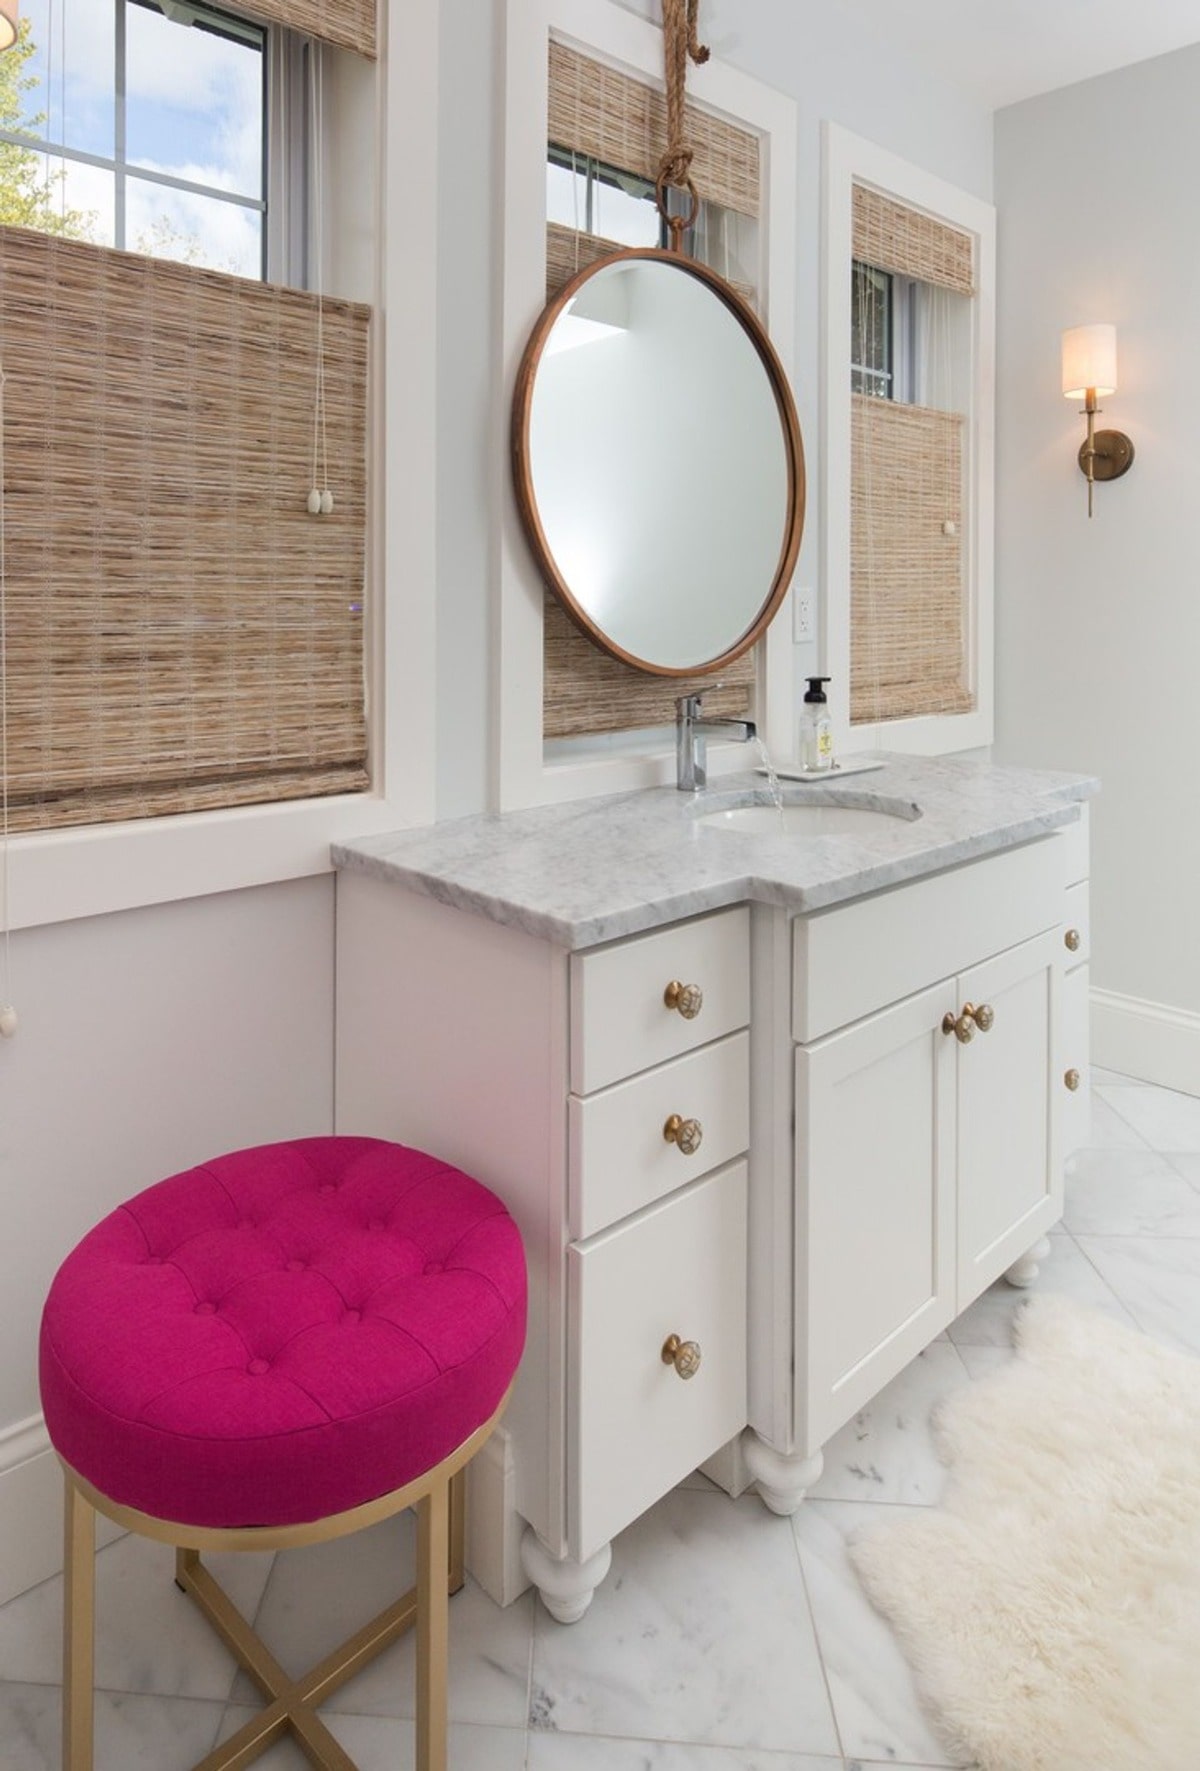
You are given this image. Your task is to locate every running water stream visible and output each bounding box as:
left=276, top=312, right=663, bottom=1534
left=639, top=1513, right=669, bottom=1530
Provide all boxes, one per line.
left=753, top=736, right=785, bottom=816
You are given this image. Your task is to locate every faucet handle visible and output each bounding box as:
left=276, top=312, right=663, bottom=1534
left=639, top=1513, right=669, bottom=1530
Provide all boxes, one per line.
left=675, top=693, right=702, bottom=720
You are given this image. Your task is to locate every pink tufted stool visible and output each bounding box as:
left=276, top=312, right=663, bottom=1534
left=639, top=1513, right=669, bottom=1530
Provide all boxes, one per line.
left=39, top=1137, right=527, bottom=1771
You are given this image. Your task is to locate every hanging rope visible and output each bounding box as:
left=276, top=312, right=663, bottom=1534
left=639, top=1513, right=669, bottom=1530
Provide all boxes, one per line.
left=656, top=0, right=709, bottom=251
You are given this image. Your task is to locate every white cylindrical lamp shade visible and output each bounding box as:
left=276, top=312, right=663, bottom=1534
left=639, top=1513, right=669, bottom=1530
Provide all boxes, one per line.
left=1062, top=323, right=1117, bottom=399
left=0, top=0, right=17, bottom=52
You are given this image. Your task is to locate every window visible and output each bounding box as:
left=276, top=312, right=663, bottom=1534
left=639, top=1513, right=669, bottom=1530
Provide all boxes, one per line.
left=0, top=0, right=300, bottom=280
left=822, top=125, right=996, bottom=756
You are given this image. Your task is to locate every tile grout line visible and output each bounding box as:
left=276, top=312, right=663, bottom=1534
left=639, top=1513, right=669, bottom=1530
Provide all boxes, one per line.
left=787, top=1507, right=849, bottom=1767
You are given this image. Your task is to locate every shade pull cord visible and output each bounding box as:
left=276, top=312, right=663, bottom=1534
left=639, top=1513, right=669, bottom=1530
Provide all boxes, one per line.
left=0, top=356, right=15, bottom=1039
left=307, top=42, right=333, bottom=518
left=655, top=0, right=708, bottom=251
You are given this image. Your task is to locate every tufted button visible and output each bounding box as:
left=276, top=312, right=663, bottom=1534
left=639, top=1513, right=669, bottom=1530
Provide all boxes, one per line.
left=343, top=1309, right=361, bottom=1326
left=424, top=1261, right=443, bottom=1275
left=247, top=1359, right=270, bottom=1377
left=367, top=1219, right=386, bottom=1233
left=286, top=1259, right=306, bottom=1273
left=238, top=1218, right=254, bottom=1231
left=195, top=1301, right=217, bottom=1316
left=319, top=1183, right=336, bottom=1197
left=145, top=1255, right=163, bottom=1265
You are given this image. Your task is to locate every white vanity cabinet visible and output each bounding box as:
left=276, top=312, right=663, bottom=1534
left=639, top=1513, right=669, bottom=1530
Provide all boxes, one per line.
left=786, top=836, right=1075, bottom=1466
left=334, top=788, right=1092, bottom=1615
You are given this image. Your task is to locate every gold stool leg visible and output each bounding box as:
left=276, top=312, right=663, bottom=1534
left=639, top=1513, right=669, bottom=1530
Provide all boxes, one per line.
left=62, top=1477, right=96, bottom=1771
left=416, top=1479, right=449, bottom=1771
left=448, top=1469, right=466, bottom=1596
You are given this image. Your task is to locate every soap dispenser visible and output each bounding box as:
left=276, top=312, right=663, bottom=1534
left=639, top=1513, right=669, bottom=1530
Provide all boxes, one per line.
left=798, top=677, right=833, bottom=773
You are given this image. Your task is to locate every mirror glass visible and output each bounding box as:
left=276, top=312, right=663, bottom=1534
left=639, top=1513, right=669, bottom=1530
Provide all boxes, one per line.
left=514, top=251, right=804, bottom=675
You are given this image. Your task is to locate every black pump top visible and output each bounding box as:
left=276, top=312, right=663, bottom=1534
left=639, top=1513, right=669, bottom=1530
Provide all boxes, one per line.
left=804, top=677, right=831, bottom=705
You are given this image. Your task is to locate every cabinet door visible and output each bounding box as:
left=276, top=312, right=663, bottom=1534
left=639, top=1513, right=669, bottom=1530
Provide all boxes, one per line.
left=568, top=1162, right=747, bottom=1564
left=955, top=928, right=1062, bottom=1303
left=796, top=980, right=957, bottom=1452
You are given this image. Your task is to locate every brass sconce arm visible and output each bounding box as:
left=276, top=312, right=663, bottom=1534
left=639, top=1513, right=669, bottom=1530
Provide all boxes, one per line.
left=1078, top=388, right=1134, bottom=519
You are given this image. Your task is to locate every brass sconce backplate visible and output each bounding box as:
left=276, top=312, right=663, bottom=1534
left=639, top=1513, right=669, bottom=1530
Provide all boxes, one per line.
left=1079, top=428, right=1135, bottom=482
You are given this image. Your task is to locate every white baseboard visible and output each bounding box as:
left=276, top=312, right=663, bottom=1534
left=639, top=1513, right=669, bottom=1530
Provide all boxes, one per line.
left=465, top=1426, right=530, bottom=1609
left=0, top=1415, right=64, bottom=1606
left=1092, top=988, right=1200, bottom=1096
left=0, top=1414, right=125, bottom=1607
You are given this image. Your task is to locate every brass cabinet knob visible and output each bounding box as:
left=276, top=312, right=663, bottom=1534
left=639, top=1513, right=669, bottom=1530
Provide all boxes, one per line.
left=1065, top=928, right=1082, bottom=953
left=663, top=1114, right=704, bottom=1156
left=1064, top=1068, right=1081, bottom=1092
left=942, top=1002, right=994, bottom=1043
left=661, top=1333, right=702, bottom=1379
left=664, top=980, right=703, bottom=1020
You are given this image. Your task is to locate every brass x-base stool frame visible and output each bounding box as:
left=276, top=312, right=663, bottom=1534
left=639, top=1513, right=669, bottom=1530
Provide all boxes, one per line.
left=58, top=1388, right=513, bottom=1771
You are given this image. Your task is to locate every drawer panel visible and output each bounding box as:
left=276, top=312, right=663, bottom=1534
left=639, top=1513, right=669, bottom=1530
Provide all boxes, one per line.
left=1063, top=881, right=1090, bottom=967
left=568, top=1162, right=748, bottom=1563
left=793, top=838, right=1064, bottom=1043
left=1057, top=805, right=1090, bottom=887
left=570, top=1031, right=749, bottom=1240
left=571, top=907, right=750, bottom=1094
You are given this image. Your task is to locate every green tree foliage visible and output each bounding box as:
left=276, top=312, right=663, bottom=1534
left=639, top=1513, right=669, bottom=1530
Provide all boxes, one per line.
left=0, top=22, right=96, bottom=240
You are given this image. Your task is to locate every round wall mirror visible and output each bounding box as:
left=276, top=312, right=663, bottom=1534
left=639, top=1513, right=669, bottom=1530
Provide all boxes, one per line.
left=512, top=249, right=805, bottom=676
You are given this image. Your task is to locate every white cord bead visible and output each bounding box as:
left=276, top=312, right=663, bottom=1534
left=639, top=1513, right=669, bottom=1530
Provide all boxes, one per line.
left=0, top=1004, right=17, bottom=1038
left=319, top=489, right=334, bottom=515
left=307, top=488, right=322, bottom=515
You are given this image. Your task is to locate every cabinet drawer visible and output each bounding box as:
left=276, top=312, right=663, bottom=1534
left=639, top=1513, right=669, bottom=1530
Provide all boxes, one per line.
left=793, top=838, right=1064, bottom=1042
left=569, top=1031, right=749, bottom=1240
left=1062, top=882, right=1090, bottom=966
left=571, top=907, right=750, bottom=1094
left=568, top=1162, right=747, bottom=1563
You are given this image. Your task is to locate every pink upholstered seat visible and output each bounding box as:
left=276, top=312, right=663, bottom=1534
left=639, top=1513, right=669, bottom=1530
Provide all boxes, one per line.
left=40, top=1138, right=527, bottom=1528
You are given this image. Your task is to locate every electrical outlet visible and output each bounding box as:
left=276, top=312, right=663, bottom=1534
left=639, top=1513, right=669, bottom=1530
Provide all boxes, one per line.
left=792, top=587, right=815, bottom=644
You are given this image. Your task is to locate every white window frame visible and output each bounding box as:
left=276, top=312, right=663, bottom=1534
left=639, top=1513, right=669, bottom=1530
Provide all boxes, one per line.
left=5, top=3, right=438, bottom=932
left=822, top=122, right=996, bottom=758
left=494, top=0, right=801, bottom=812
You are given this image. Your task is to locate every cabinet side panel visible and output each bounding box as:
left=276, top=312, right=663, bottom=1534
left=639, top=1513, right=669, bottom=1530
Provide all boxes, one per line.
left=334, top=873, right=568, bottom=1548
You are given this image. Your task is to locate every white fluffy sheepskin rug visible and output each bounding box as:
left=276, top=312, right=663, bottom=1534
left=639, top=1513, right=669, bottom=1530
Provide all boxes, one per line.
left=848, top=1294, right=1200, bottom=1771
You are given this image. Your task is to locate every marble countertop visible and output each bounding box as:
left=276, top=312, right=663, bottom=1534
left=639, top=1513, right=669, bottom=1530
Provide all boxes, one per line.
left=333, top=753, right=1097, bottom=951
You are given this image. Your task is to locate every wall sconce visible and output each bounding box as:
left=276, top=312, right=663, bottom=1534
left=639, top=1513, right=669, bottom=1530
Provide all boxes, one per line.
left=0, top=1, right=17, bottom=53
left=1061, top=323, right=1134, bottom=517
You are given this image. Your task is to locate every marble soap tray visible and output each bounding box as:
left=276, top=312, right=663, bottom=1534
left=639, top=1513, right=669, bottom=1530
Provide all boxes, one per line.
left=758, top=756, right=886, bottom=783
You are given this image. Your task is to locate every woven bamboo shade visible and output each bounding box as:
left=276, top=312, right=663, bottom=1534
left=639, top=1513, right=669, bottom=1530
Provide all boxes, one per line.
left=850, top=395, right=973, bottom=725
left=0, top=226, right=370, bottom=832
left=852, top=184, right=974, bottom=297
left=243, top=0, right=376, bottom=59
left=543, top=598, right=755, bottom=740
left=542, top=42, right=760, bottom=739
left=549, top=40, right=759, bottom=218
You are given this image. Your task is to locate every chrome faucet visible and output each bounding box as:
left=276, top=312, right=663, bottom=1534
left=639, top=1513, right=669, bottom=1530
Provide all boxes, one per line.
left=675, top=693, right=757, bottom=792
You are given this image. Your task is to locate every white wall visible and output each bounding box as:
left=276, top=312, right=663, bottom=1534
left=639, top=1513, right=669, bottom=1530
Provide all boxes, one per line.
left=0, top=879, right=335, bottom=1599
left=994, top=46, right=1200, bottom=1088
left=433, top=0, right=994, bottom=818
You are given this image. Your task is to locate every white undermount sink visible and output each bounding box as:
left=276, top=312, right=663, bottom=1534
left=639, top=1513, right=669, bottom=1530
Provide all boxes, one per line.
left=695, top=800, right=920, bottom=836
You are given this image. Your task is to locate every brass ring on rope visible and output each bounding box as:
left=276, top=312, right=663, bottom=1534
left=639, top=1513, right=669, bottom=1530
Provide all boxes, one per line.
left=655, top=170, right=700, bottom=242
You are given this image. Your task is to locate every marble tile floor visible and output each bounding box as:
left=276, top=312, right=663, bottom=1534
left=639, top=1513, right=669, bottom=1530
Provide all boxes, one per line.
left=3, top=1070, right=1198, bottom=1770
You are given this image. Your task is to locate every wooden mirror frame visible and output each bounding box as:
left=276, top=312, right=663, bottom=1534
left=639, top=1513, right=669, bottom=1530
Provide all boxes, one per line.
left=511, top=248, right=806, bottom=678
